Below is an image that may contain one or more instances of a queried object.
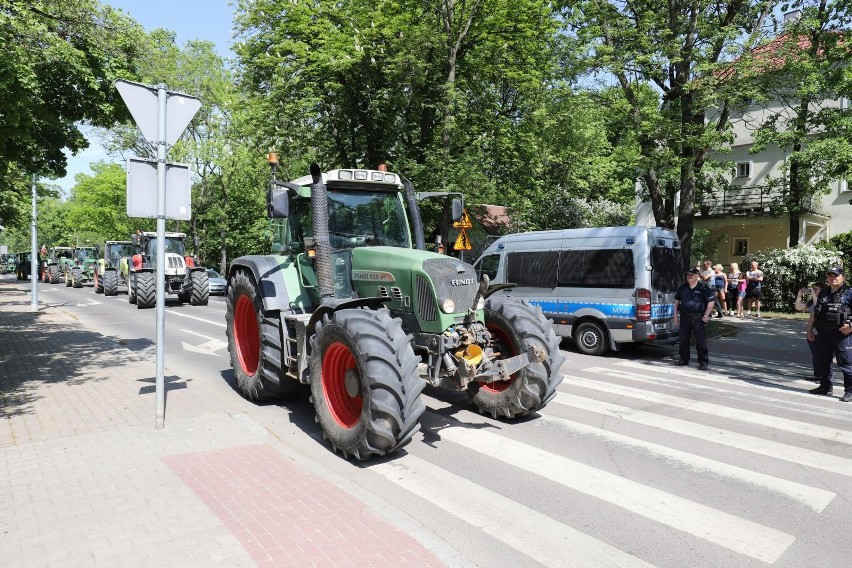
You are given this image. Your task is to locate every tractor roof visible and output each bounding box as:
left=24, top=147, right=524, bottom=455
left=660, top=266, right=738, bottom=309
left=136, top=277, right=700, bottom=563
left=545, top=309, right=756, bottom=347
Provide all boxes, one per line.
left=289, top=168, right=402, bottom=191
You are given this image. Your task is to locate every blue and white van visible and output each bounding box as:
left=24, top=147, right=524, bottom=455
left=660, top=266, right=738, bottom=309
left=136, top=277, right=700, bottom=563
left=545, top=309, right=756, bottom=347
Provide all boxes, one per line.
left=473, top=226, right=682, bottom=355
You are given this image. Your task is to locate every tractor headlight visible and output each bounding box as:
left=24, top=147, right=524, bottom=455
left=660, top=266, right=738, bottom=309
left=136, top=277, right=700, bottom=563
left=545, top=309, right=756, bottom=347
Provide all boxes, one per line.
left=440, top=298, right=456, bottom=314
left=476, top=296, right=485, bottom=310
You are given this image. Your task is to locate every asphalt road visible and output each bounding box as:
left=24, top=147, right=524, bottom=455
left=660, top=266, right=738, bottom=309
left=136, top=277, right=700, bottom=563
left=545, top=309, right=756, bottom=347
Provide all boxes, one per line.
left=12, top=276, right=852, bottom=568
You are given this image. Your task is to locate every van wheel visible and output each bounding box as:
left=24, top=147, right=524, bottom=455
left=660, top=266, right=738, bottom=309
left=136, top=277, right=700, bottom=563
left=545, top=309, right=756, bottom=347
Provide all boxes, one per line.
left=574, top=321, right=608, bottom=356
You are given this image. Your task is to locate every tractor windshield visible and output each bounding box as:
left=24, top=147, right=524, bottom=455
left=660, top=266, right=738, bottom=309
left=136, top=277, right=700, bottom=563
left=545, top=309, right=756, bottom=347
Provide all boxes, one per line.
left=108, top=244, right=134, bottom=261
left=149, top=237, right=185, bottom=256
left=76, top=248, right=95, bottom=261
left=290, top=189, right=411, bottom=250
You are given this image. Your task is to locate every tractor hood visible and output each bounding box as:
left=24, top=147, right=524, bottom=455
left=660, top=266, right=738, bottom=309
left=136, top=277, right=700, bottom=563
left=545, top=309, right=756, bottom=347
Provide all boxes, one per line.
left=350, top=247, right=481, bottom=330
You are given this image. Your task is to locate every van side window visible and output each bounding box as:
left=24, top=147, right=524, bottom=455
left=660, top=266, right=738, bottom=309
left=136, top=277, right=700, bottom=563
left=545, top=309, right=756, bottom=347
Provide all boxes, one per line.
left=477, top=254, right=500, bottom=281
left=506, top=251, right=558, bottom=287
left=651, top=246, right=682, bottom=293
left=557, top=249, right=634, bottom=288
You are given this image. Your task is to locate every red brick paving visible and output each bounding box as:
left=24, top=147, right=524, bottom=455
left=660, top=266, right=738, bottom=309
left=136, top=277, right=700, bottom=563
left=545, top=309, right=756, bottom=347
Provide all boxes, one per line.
left=163, top=444, right=445, bottom=567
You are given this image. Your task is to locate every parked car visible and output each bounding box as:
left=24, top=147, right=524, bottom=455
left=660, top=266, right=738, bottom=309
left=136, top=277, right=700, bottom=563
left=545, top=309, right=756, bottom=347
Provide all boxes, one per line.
left=206, top=268, right=227, bottom=295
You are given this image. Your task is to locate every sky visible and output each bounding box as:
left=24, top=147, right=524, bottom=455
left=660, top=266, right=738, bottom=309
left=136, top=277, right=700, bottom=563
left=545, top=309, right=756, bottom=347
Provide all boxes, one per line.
left=50, top=0, right=235, bottom=193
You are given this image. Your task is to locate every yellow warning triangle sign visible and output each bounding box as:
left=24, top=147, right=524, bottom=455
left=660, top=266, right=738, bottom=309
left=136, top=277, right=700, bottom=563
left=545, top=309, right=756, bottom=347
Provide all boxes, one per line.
left=453, top=229, right=472, bottom=251
left=452, top=209, right=473, bottom=229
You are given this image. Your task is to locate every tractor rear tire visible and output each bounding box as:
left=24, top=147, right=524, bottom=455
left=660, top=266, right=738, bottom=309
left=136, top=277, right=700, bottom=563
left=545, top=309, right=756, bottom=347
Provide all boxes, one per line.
left=136, top=272, right=156, bottom=309
left=103, top=271, right=118, bottom=296
left=94, top=269, right=103, bottom=293
left=471, top=297, right=565, bottom=419
left=48, top=265, right=61, bottom=284
left=190, top=270, right=209, bottom=306
left=72, top=268, right=82, bottom=288
left=226, top=269, right=299, bottom=401
left=310, top=308, right=425, bottom=460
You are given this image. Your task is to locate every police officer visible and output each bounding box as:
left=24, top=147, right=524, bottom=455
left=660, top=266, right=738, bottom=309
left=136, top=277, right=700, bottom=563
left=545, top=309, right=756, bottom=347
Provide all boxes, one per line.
left=807, top=266, right=852, bottom=401
left=674, top=267, right=716, bottom=370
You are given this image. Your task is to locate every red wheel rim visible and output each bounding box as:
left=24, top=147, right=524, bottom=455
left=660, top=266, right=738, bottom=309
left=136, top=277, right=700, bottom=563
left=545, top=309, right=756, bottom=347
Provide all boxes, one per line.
left=234, top=294, right=260, bottom=376
left=322, top=342, right=362, bottom=428
left=482, top=324, right=516, bottom=392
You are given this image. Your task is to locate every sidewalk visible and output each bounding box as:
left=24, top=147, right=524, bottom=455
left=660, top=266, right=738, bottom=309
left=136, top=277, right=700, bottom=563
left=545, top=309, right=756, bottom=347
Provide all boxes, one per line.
left=0, top=278, right=458, bottom=568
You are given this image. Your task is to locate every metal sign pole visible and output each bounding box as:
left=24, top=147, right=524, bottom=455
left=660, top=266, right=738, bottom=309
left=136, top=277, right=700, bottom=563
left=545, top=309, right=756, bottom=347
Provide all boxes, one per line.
left=30, top=173, right=38, bottom=312
left=155, top=85, right=167, bottom=429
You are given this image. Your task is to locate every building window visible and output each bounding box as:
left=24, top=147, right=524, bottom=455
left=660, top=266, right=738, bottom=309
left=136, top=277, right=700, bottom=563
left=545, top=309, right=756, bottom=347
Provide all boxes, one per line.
left=840, top=180, right=851, bottom=193
left=733, top=238, right=748, bottom=256
left=736, top=162, right=751, bottom=178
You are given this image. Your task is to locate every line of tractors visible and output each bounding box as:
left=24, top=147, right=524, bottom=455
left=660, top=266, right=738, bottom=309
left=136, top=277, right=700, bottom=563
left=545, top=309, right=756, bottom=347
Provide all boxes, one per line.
left=9, top=231, right=209, bottom=308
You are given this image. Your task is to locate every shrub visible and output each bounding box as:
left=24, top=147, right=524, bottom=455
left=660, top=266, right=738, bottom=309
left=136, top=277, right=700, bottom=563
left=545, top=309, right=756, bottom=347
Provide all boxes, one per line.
left=749, top=244, right=842, bottom=312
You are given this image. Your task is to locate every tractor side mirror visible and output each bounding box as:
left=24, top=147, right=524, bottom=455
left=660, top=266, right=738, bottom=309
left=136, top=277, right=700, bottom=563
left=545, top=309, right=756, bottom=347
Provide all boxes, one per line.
left=267, top=187, right=290, bottom=218
left=451, top=198, right=463, bottom=222
left=131, top=234, right=138, bottom=247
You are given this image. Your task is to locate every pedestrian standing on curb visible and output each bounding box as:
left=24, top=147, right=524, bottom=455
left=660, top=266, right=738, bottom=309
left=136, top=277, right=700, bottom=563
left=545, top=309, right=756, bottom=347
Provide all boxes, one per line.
left=713, top=264, right=727, bottom=318
left=745, top=260, right=764, bottom=317
left=701, top=260, right=724, bottom=318
left=796, top=281, right=824, bottom=381
left=808, top=267, right=852, bottom=401
left=674, top=267, right=716, bottom=370
left=726, top=262, right=741, bottom=316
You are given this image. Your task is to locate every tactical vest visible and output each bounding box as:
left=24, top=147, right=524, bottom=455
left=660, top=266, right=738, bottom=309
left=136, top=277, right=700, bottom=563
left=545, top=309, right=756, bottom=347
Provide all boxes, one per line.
left=815, top=286, right=850, bottom=328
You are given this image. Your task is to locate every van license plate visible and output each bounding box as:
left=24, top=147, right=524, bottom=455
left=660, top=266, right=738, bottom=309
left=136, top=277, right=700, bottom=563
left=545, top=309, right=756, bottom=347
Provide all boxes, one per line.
left=655, top=322, right=668, bottom=331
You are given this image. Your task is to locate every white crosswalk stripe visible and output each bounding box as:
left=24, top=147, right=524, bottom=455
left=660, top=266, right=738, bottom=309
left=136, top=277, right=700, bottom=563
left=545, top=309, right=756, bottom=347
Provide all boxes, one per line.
left=375, top=353, right=852, bottom=567
left=534, top=414, right=835, bottom=512
left=568, top=374, right=852, bottom=445
left=371, top=454, right=658, bottom=568
left=437, top=427, right=796, bottom=563
left=554, top=393, right=852, bottom=477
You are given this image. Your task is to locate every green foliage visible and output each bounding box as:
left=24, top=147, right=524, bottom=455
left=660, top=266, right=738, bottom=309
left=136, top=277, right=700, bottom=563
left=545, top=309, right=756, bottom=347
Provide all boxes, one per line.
left=690, top=228, right=726, bottom=266
left=820, top=231, right=852, bottom=268
left=749, top=245, right=842, bottom=312
left=519, top=190, right=632, bottom=232
left=65, top=162, right=140, bottom=241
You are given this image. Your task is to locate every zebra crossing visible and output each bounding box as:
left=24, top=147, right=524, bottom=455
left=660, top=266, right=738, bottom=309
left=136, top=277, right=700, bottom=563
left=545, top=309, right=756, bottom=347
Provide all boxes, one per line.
left=369, top=354, right=852, bottom=567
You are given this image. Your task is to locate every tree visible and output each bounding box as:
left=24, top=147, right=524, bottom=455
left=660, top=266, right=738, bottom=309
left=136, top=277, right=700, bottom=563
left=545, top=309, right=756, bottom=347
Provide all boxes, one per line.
left=562, top=0, right=777, bottom=265
left=64, top=162, right=139, bottom=241
left=0, top=1, right=144, bottom=201
left=738, top=1, right=852, bottom=246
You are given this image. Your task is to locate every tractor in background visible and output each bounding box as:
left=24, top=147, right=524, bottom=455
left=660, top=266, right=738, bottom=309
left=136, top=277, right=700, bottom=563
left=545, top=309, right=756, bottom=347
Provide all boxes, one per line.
left=65, top=246, right=97, bottom=288
left=124, top=231, right=209, bottom=309
left=41, top=246, right=72, bottom=284
left=224, top=157, right=564, bottom=460
left=93, top=241, right=134, bottom=295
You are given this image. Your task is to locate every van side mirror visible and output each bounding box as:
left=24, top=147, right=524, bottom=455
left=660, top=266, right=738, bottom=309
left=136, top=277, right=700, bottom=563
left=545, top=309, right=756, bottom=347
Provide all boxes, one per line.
left=451, top=198, right=463, bottom=222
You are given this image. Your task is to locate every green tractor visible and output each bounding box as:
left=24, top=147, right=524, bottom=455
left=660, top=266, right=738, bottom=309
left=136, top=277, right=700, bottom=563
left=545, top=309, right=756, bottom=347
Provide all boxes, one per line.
left=93, top=240, right=134, bottom=296
left=64, top=246, right=97, bottom=288
left=225, top=159, right=564, bottom=460
left=41, top=246, right=72, bottom=284
left=124, top=231, right=209, bottom=309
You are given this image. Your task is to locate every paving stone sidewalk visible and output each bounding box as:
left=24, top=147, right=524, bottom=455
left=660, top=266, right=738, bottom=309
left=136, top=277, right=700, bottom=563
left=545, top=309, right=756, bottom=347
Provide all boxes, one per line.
left=0, top=279, right=453, bottom=567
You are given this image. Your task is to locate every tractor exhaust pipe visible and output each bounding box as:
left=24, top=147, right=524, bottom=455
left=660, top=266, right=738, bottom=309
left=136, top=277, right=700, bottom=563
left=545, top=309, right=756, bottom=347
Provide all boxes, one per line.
left=309, top=163, right=335, bottom=304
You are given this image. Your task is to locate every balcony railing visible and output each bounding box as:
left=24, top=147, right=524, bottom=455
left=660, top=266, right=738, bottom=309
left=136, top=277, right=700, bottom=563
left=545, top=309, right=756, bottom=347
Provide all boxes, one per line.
left=695, top=186, right=821, bottom=217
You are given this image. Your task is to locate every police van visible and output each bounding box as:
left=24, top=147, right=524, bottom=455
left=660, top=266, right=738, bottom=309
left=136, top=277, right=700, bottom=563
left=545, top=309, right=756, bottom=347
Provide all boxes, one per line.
left=473, top=226, right=682, bottom=355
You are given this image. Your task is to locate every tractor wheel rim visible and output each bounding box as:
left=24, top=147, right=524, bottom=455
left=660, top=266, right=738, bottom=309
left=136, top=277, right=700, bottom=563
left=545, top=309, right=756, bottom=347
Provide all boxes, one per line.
left=234, top=294, right=260, bottom=376
left=482, top=324, right=516, bottom=393
left=322, top=342, right=362, bottom=428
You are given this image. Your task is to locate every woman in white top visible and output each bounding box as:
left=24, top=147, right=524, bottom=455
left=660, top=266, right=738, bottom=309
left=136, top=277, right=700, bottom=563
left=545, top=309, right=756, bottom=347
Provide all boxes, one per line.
left=727, top=263, right=742, bottom=316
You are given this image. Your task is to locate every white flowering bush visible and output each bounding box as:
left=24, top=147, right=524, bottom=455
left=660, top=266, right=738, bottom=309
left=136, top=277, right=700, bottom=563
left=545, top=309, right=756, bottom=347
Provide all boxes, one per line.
left=749, top=244, right=842, bottom=312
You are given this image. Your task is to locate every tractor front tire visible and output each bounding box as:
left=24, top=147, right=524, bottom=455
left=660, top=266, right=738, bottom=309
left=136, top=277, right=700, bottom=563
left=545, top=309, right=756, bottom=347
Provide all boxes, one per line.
left=103, top=271, right=118, bottom=296
left=48, top=265, right=61, bottom=284
left=226, top=269, right=299, bottom=401
left=471, top=297, right=565, bottom=419
left=310, top=308, right=425, bottom=460
left=190, top=270, right=209, bottom=306
left=72, top=268, right=83, bottom=288
left=65, top=269, right=73, bottom=287
left=136, top=272, right=156, bottom=309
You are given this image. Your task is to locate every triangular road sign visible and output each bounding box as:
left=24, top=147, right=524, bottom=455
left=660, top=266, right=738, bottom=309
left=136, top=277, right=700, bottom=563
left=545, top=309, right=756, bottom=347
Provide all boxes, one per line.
left=453, top=209, right=473, bottom=229
left=115, top=79, right=201, bottom=147
left=453, top=229, right=472, bottom=251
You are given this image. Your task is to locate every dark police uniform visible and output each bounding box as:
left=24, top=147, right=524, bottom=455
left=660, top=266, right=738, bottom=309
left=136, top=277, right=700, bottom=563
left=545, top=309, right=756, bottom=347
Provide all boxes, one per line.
left=674, top=277, right=716, bottom=366
left=812, top=284, right=852, bottom=397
